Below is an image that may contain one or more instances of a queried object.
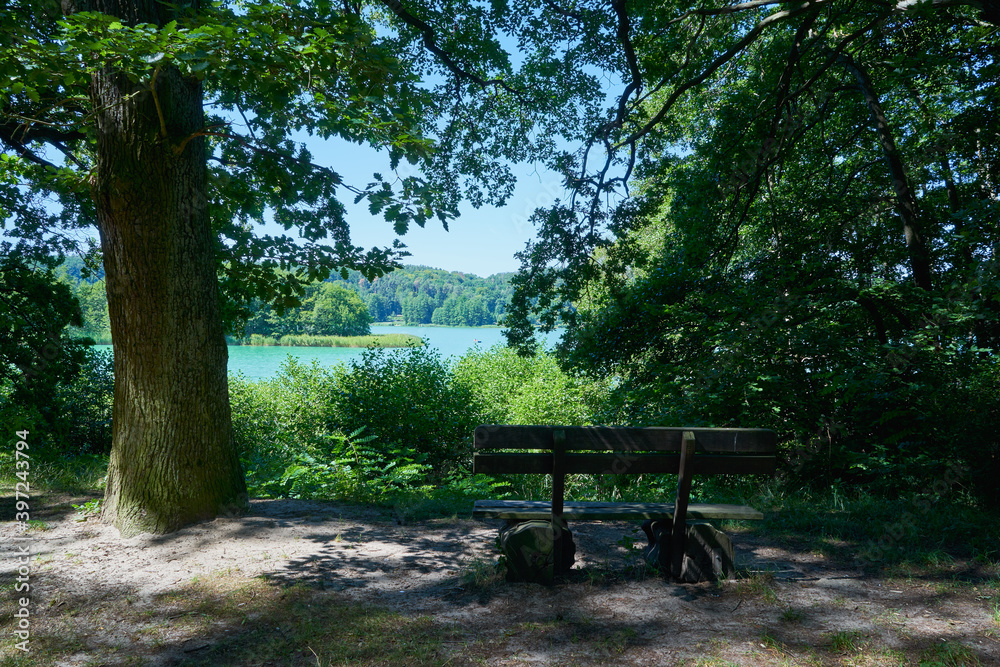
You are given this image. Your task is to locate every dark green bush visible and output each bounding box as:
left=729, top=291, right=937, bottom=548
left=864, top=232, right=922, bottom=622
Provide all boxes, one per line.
left=56, top=347, right=114, bottom=454
left=0, top=346, right=113, bottom=458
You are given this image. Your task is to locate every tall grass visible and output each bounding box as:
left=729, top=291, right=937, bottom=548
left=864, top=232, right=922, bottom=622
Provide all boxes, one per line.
left=278, top=333, right=422, bottom=347
left=247, top=334, right=279, bottom=345
left=244, top=333, right=423, bottom=347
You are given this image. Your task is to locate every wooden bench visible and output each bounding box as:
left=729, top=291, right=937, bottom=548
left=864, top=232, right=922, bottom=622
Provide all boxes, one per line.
left=472, top=425, right=777, bottom=581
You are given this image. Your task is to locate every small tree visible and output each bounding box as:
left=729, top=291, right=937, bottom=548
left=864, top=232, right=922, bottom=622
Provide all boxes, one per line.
left=309, top=283, right=371, bottom=337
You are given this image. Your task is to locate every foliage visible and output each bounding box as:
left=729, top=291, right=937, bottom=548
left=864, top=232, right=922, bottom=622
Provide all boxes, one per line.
left=356, top=265, right=516, bottom=326
left=241, top=282, right=373, bottom=339
left=73, top=498, right=103, bottom=521
left=264, top=428, right=433, bottom=503
left=54, top=346, right=114, bottom=455
left=498, top=1, right=1000, bottom=506
left=326, top=345, right=476, bottom=475
left=0, top=346, right=113, bottom=459
left=0, top=256, right=88, bottom=413
left=230, top=357, right=337, bottom=461
left=228, top=344, right=609, bottom=504
left=57, top=259, right=521, bottom=341
left=0, top=0, right=577, bottom=322
left=451, top=344, right=604, bottom=427
left=2, top=0, right=584, bottom=534
left=0, top=257, right=113, bottom=458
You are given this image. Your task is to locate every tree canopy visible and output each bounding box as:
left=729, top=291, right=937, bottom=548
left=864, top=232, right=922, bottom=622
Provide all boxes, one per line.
left=1, top=0, right=548, bottom=315
left=2, top=0, right=609, bottom=534
left=500, top=0, right=1000, bottom=504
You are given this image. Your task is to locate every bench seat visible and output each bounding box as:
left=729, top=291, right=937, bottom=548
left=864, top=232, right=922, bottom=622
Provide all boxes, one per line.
left=473, top=499, right=764, bottom=521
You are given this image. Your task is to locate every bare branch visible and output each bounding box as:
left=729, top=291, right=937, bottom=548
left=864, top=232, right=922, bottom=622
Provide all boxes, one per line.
left=540, top=0, right=586, bottom=23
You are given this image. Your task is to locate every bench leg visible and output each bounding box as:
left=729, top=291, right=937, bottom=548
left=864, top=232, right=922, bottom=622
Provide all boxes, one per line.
left=671, top=431, right=697, bottom=579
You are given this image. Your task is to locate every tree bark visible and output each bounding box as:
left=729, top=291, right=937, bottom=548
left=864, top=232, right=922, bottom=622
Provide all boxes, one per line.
left=78, top=0, right=248, bottom=536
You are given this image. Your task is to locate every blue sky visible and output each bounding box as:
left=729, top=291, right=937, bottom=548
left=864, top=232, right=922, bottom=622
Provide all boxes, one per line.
left=306, top=136, right=568, bottom=277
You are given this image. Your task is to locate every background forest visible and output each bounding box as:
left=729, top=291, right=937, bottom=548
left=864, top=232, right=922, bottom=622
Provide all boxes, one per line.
left=56, top=257, right=519, bottom=343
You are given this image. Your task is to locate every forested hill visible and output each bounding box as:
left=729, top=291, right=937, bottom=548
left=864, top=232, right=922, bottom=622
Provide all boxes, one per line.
left=57, top=258, right=519, bottom=342
left=349, top=265, right=516, bottom=326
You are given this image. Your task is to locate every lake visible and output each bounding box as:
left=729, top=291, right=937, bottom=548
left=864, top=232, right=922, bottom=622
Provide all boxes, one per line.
left=93, top=326, right=562, bottom=380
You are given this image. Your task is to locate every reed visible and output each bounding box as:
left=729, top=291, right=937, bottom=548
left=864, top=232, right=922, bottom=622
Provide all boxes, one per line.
left=247, top=334, right=279, bottom=346
left=275, top=333, right=423, bottom=348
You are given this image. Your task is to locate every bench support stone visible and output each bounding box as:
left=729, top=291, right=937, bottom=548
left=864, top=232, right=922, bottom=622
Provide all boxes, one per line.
left=642, top=519, right=735, bottom=582
left=497, top=518, right=576, bottom=584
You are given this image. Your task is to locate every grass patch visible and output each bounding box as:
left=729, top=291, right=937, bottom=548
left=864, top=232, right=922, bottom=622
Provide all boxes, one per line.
left=918, top=641, right=981, bottom=666
left=826, top=629, right=864, bottom=652
left=729, top=570, right=779, bottom=604
left=459, top=556, right=505, bottom=594
left=0, top=453, right=107, bottom=495
left=757, top=485, right=1000, bottom=569
left=779, top=607, right=805, bottom=623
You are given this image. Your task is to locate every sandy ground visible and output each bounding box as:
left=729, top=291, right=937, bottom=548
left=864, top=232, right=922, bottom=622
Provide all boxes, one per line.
left=3, top=496, right=999, bottom=666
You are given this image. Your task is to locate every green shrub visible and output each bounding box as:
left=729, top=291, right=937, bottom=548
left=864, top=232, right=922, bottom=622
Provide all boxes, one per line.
left=229, top=356, right=340, bottom=494
left=0, top=345, right=113, bottom=458
left=327, top=346, right=476, bottom=476
left=56, top=347, right=114, bottom=454
left=451, top=345, right=605, bottom=426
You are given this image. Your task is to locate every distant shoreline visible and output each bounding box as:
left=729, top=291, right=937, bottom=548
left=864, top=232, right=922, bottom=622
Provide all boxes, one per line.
left=82, top=333, right=425, bottom=348
left=371, top=322, right=503, bottom=328
left=236, top=333, right=423, bottom=348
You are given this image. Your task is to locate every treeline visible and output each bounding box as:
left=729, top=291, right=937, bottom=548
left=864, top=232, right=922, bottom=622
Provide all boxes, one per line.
left=56, top=259, right=518, bottom=343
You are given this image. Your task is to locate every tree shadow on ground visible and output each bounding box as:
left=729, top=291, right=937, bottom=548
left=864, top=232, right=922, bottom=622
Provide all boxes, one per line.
left=3, top=497, right=999, bottom=666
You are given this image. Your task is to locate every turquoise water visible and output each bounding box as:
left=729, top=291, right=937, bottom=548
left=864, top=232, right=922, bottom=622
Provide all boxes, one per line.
left=93, top=326, right=561, bottom=380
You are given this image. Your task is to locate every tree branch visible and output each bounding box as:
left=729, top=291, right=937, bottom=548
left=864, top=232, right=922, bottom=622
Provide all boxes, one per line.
left=0, top=119, right=87, bottom=146
left=540, top=0, right=586, bottom=23
left=839, top=52, right=933, bottom=291
left=611, top=0, right=642, bottom=126
left=378, top=0, right=525, bottom=99
left=0, top=124, right=61, bottom=170
left=616, top=0, right=830, bottom=150
left=667, top=0, right=794, bottom=25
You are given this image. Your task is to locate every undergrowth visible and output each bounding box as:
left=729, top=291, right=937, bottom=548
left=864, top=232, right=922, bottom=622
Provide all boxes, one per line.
left=3, top=344, right=997, bottom=572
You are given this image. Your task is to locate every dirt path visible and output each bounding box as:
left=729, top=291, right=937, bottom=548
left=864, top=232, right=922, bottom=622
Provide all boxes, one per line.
left=3, top=496, right=999, bottom=666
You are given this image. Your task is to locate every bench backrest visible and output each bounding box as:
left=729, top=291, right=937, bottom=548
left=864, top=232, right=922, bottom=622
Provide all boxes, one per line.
left=473, top=425, right=777, bottom=477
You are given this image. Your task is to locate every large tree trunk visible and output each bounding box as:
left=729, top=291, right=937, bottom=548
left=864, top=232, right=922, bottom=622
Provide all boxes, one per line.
left=82, top=0, right=247, bottom=536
